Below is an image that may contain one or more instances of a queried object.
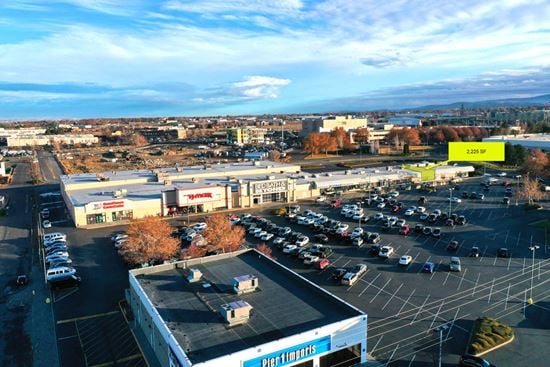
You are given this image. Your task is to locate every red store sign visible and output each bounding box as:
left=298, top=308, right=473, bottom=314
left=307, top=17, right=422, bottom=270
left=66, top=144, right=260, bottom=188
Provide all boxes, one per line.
left=102, top=201, right=125, bottom=209
left=188, top=192, right=212, bottom=200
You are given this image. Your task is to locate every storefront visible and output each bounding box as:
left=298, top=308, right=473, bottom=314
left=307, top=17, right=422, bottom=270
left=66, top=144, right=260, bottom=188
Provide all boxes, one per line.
left=251, top=179, right=290, bottom=205
left=84, top=200, right=133, bottom=225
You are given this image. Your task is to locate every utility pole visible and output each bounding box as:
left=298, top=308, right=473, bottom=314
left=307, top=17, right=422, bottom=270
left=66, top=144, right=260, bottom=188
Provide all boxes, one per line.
left=435, top=325, right=449, bottom=367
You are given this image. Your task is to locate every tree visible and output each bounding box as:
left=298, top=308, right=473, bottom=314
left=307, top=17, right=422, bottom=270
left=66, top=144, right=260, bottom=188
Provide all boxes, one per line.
left=386, top=128, right=403, bottom=146
left=202, top=214, right=245, bottom=253
left=303, top=133, right=323, bottom=155
left=131, top=132, right=148, bottom=147
left=320, top=135, right=338, bottom=155
left=268, top=150, right=289, bottom=163
left=402, top=128, right=421, bottom=145
left=256, top=243, right=276, bottom=259
left=181, top=243, right=207, bottom=259
left=504, top=143, right=528, bottom=167
left=354, top=128, right=370, bottom=145
left=441, top=126, right=460, bottom=142
left=330, top=127, right=350, bottom=150
left=516, top=174, right=545, bottom=205
left=522, top=149, right=549, bottom=177
left=120, top=216, right=180, bottom=265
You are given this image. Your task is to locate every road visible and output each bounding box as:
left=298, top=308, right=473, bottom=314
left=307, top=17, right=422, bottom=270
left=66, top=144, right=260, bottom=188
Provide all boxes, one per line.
left=37, top=150, right=63, bottom=183
left=0, top=186, right=35, bottom=366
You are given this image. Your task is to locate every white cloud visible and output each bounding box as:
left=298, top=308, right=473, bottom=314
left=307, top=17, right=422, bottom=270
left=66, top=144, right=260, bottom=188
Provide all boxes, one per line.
left=163, top=0, right=303, bottom=16
left=232, top=76, right=291, bottom=99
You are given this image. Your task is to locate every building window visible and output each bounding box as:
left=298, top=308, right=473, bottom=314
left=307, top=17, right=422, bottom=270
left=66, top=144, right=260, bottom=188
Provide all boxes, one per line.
left=319, top=343, right=361, bottom=367
left=86, top=213, right=107, bottom=225
left=112, top=210, right=133, bottom=222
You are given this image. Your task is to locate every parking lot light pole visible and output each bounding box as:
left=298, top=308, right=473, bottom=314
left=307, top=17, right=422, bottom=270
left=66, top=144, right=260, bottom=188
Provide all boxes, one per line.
left=435, top=325, right=449, bottom=367
left=448, top=188, right=453, bottom=217
left=528, top=245, right=540, bottom=304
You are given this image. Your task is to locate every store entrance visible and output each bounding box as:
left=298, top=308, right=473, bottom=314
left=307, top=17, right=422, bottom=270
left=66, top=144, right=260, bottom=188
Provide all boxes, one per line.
left=319, top=344, right=361, bottom=367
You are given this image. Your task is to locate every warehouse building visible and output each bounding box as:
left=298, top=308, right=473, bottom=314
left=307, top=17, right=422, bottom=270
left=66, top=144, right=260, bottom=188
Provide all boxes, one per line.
left=483, top=133, right=550, bottom=151
left=300, top=115, right=368, bottom=136
left=2, top=134, right=99, bottom=147
left=127, top=249, right=368, bottom=367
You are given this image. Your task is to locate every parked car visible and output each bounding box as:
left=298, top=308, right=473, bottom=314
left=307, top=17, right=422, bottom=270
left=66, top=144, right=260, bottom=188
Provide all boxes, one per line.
left=332, top=268, right=348, bottom=281
left=399, top=255, right=412, bottom=266
left=367, top=233, right=381, bottom=244
left=422, top=262, right=435, bottom=273
left=416, top=206, right=426, bottom=213
left=415, top=223, right=424, bottom=233
left=459, top=354, right=495, bottom=367
left=378, top=246, right=394, bottom=258
left=42, top=220, right=52, bottom=228
left=420, top=213, right=430, bottom=221
left=423, top=227, right=433, bottom=235
left=111, top=233, right=128, bottom=242
left=40, top=208, right=50, bottom=219
left=316, top=196, right=327, bottom=202
left=404, top=208, right=415, bottom=216
left=400, top=225, right=411, bottom=235
left=447, top=240, right=460, bottom=251
left=449, top=257, right=461, bottom=272
left=315, top=258, right=330, bottom=270
left=456, top=215, right=467, bottom=225
left=497, top=248, right=511, bottom=258
left=313, top=234, right=329, bottom=243
left=432, top=228, right=442, bottom=238
left=469, top=247, right=480, bottom=257
left=192, top=222, right=207, bottom=231
left=295, top=236, right=310, bottom=247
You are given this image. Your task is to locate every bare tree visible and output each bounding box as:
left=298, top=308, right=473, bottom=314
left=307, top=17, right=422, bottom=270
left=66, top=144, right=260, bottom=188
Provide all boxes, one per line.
left=120, top=216, right=180, bottom=265
left=516, top=174, right=545, bottom=205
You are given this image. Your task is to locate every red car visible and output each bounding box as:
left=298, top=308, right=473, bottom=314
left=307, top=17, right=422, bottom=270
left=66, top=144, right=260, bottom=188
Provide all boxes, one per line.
left=400, top=225, right=410, bottom=235
left=331, top=199, right=342, bottom=208
left=316, top=258, right=330, bottom=270
left=391, top=205, right=401, bottom=212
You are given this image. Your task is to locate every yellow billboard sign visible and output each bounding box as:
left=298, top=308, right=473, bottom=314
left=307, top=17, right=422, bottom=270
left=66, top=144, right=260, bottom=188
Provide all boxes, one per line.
left=448, top=142, right=505, bottom=162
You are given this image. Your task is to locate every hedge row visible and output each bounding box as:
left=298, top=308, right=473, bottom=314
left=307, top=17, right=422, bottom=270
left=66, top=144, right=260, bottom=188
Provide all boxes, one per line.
left=469, top=317, right=514, bottom=355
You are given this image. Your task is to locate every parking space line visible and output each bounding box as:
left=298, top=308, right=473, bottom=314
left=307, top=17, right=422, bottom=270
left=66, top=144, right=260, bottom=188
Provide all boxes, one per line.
left=429, top=260, right=441, bottom=280
left=427, top=300, right=445, bottom=332
left=472, top=273, right=480, bottom=296
left=410, top=294, right=430, bottom=325
left=371, top=335, right=383, bottom=355
left=369, top=279, right=391, bottom=304
left=456, top=269, right=467, bottom=291
left=382, top=283, right=403, bottom=311
left=493, top=255, right=498, bottom=266
left=57, top=311, right=120, bottom=325
left=396, top=289, right=416, bottom=316
left=358, top=273, right=380, bottom=297
left=507, top=256, right=512, bottom=271
left=514, top=232, right=522, bottom=248
left=442, top=271, right=451, bottom=286
left=74, top=322, right=88, bottom=367
left=417, top=256, right=431, bottom=273
left=407, top=354, right=416, bottom=367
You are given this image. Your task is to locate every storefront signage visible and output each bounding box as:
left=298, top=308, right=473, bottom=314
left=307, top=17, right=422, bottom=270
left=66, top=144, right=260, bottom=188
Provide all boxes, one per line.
left=188, top=192, right=212, bottom=200
left=176, top=187, right=222, bottom=206
left=253, top=180, right=288, bottom=195
left=243, top=336, right=330, bottom=367
left=86, top=199, right=129, bottom=213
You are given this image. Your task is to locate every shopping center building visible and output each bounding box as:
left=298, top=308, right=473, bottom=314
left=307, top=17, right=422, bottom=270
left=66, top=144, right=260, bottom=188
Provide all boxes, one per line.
left=60, top=160, right=472, bottom=227
left=127, top=249, right=368, bottom=367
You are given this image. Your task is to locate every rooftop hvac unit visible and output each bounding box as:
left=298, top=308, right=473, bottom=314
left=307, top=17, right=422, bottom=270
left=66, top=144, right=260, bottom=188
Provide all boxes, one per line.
left=186, top=268, right=202, bottom=283
left=233, top=274, right=258, bottom=294
left=220, top=300, right=253, bottom=326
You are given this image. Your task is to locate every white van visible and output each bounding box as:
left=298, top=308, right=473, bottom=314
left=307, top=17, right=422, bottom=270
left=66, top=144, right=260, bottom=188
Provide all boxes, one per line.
left=43, top=232, right=66, bottom=243
left=46, top=266, right=76, bottom=282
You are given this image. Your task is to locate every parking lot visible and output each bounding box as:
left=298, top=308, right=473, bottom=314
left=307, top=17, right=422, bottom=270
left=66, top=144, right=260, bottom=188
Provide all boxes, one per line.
left=37, top=175, right=549, bottom=367
left=38, top=188, right=146, bottom=367
left=242, top=177, right=549, bottom=366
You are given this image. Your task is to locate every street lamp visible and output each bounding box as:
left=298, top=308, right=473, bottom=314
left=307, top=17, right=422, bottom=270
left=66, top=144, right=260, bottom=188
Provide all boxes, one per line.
left=528, top=245, right=540, bottom=303
left=434, top=325, right=449, bottom=367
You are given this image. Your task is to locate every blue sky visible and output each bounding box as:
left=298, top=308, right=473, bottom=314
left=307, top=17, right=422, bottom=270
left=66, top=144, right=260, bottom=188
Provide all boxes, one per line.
left=0, top=0, right=548, bottom=119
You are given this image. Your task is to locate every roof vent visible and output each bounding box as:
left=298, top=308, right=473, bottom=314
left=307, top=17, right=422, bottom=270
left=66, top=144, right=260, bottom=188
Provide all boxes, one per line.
left=220, top=300, right=253, bottom=326
left=233, top=274, right=258, bottom=294
left=186, top=268, right=202, bottom=283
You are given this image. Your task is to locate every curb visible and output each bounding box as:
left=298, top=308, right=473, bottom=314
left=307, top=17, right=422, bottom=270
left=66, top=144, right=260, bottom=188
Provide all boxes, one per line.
left=474, top=334, right=515, bottom=357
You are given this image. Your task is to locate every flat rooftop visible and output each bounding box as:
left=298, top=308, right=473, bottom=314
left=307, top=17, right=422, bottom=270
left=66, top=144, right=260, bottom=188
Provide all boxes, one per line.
left=60, top=160, right=299, bottom=187
left=484, top=134, right=550, bottom=142
left=134, top=251, right=362, bottom=364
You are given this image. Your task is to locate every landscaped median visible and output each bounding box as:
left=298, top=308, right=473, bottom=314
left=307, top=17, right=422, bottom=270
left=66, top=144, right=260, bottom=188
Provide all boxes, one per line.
left=468, top=317, right=514, bottom=356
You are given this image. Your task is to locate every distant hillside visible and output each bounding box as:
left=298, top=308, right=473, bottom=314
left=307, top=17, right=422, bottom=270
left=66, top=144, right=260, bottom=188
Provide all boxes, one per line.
left=410, top=94, right=550, bottom=111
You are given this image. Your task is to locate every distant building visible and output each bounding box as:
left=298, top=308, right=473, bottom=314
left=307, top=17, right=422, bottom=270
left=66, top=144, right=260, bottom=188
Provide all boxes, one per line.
left=483, top=133, right=550, bottom=150
left=300, top=115, right=368, bottom=136
left=226, top=127, right=267, bottom=145
left=136, top=127, right=187, bottom=142
left=388, top=116, right=422, bottom=127
left=2, top=134, right=98, bottom=147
